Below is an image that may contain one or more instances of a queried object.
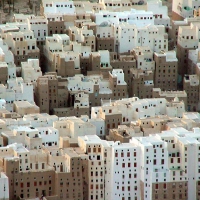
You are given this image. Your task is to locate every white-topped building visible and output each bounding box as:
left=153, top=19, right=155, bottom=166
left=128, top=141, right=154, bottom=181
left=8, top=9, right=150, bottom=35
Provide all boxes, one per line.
left=78, top=135, right=114, bottom=200
left=95, top=9, right=154, bottom=27
left=147, top=0, right=170, bottom=27
left=91, top=97, right=186, bottom=127
left=131, top=135, right=169, bottom=200
left=116, top=23, right=168, bottom=53
left=53, top=116, right=96, bottom=139
left=110, top=142, right=140, bottom=200
left=36, top=127, right=59, bottom=147
left=0, top=173, right=9, bottom=200
left=172, top=0, right=200, bottom=20
left=0, top=79, right=35, bottom=112
left=21, top=59, right=42, bottom=89
left=41, top=0, right=76, bottom=15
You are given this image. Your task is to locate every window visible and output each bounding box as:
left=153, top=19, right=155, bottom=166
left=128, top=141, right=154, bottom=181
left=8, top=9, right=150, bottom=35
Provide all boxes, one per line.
left=134, top=186, right=137, bottom=191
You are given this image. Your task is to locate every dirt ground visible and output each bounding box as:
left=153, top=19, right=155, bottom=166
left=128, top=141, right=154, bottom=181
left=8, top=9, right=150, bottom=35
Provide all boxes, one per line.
left=0, top=0, right=41, bottom=23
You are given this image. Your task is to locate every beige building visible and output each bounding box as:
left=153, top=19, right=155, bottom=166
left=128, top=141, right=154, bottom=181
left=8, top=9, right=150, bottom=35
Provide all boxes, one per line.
left=177, top=23, right=199, bottom=81
left=96, top=25, right=115, bottom=52
left=88, top=50, right=113, bottom=75
left=151, top=182, right=188, bottom=200
left=138, top=117, right=167, bottom=135
left=13, top=14, right=48, bottom=47
left=35, top=74, right=58, bottom=114
left=66, top=70, right=128, bottom=107
left=97, top=105, right=122, bottom=134
left=68, top=26, right=96, bottom=52
left=183, top=74, right=199, bottom=111
left=13, top=101, right=40, bottom=116
left=35, top=73, right=92, bottom=115
left=2, top=31, right=40, bottom=67
left=44, top=147, right=86, bottom=200
left=53, top=116, right=101, bottom=141
left=152, top=88, right=187, bottom=108
left=68, top=26, right=96, bottom=75
left=53, top=92, right=90, bottom=117
left=46, top=13, right=65, bottom=36
left=43, top=34, right=82, bottom=76
left=96, top=37, right=115, bottom=52
left=78, top=135, right=112, bottom=200
left=108, top=124, right=143, bottom=142
left=131, top=46, right=155, bottom=71
left=110, top=53, right=136, bottom=96
left=0, top=62, right=8, bottom=84
left=1, top=142, right=89, bottom=200
left=130, top=68, right=154, bottom=98
left=168, top=19, right=189, bottom=48
left=21, top=59, right=42, bottom=89
left=154, top=51, right=178, bottom=90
